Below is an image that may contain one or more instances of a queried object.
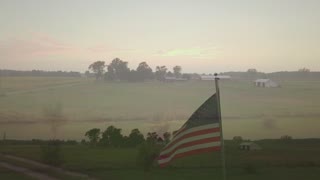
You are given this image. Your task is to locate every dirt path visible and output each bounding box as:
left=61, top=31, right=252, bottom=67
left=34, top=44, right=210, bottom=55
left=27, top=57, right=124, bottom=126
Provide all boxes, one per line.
left=0, top=161, right=59, bottom=180
left=1, top=154, right=95, bottom=179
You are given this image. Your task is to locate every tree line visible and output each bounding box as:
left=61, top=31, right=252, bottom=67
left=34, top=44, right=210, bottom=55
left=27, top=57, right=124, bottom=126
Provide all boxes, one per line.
left=84, top=125, right=171, bottom=148
left=84, top=125, right=173, bottom=171
left=222, top=67, right=320, bottom=81
left=0, top=69, right=81, bottom=77
left=87, top=58, right=192, bottom=82
left=2, top=64, right=318, bottom=82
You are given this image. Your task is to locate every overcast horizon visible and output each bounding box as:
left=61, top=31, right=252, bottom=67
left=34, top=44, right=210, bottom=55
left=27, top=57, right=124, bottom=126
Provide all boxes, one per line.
left=1, top=0, right=320, bottom=73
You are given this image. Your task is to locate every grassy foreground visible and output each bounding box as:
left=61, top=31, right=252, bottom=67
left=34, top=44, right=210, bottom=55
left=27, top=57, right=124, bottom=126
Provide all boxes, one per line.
left=0, top=166, right=34, bottom=180
left=1, top=140, right=320, bottom=180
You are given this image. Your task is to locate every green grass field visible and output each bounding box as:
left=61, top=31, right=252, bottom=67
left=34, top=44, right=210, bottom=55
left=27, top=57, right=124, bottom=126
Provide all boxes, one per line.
left=0, top=77, right=320, bottom=140
left=0, top=166, right=34, bottom=180
left=1, top=140, right=320, bottom=180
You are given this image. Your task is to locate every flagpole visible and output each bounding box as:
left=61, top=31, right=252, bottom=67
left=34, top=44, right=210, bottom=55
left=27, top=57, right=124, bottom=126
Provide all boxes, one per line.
left=214, top=73, right=226, bottom=180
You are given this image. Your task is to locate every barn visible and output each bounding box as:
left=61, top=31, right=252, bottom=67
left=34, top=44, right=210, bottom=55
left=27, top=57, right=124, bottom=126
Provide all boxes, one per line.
left=164, top=76, right=188, bottom=82
left=239, top=142, right=262, bottom=151
left=254, top=79, right=279, bottom=88
left=200, top=75, right=231, bottom=80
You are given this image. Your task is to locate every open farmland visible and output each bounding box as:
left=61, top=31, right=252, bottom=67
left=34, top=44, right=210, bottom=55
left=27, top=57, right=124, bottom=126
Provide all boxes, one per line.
left=0, top=77, right=319, bottom=140
left=1, top=139, right=320, bottom=180
left=0, top=166, right=35, bottom=180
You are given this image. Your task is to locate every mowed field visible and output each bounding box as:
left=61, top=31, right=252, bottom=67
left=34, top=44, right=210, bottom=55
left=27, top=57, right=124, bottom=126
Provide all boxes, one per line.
left=0, top=77, right=320, bottom=179
left=1, top=140, right=320, bottom=180
left=0, top=76, right=319, bottom=140
left=0, top=166, right=34, bottom=180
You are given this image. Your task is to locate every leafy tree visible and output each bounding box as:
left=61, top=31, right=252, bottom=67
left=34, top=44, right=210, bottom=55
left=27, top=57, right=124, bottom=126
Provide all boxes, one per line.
left=182, top=73, right=191, bottom=80
left=173, top=65, right=182, bottom=78
left=233, top=136, right=243, bottom=142
left=105, top=65, right=116, bottom=81
left=146, top=132, right=159, bottom=144
left=127, top=70, right=145, bottom=82
left=280, top=135, right=292, bottom=141
left=247, top=68, right=257, bottom=73
left=85, top=128, right=101, bottom=146
left=0, top=69, right=81, bottom=77
left=155, top=66, right=167, bottom=81
left=136, top=62, right=153, bottom=81
left=298, top=68, right=310, bottom=72
left=128, top=128, right=145, bottom=147
left=88, top=61, right=106, bottom=80
left=166, top=71, right=174, bottom=77
left=101, top=125, right=123, bottom=147
left=246, top=68, right=260, bottom=79
left=122, top=136, right=129, bottom=147
left=108, top=58, right=130, bottom=81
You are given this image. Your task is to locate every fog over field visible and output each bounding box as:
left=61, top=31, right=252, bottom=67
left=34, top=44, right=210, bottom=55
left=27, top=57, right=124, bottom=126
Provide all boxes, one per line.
left=1, top=1, right=320, bottom=179
left=0, top=1, right=319, bottom=140
left=0, top=76, right=319, bottom=140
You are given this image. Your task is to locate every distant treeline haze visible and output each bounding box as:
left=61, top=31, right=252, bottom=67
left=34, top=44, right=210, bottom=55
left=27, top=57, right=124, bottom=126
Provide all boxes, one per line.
left=0, top=69, right=81, bottom=77
left=84, top=125, right=172, bottom=148
left=1, top=59, right=319, bottom=81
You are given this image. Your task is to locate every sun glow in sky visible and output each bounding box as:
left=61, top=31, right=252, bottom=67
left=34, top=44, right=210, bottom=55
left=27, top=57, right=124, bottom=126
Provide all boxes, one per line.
left=0, top=0, right=319, bottom=73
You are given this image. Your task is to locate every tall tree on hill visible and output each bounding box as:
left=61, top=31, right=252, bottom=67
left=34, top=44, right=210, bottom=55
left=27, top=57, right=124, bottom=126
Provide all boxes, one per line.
left=101, top=125, right=123, bottom=147
left=247, top=68, right=257, bottom=73
left=128, top=128, right=145, bottom=147
left=167, top=71, right=174, bottom=77
left=127, top=70, right=140, bottom=82
left=108, top=58, right=130, bottom=81
left=155, top=66, right=167, bottom=81
left=182, top=73, right=191, bottom=80
left=88, top=61, right=106, bottom=80
left=173, top=65, right=182, bottom=78
left=146, top=132, right=159, bottom=144
left=85, top=128, right=101, bottom=146
left=136, top=62, right=153, bottom=81
left=105, top=65, right=116, bottom=81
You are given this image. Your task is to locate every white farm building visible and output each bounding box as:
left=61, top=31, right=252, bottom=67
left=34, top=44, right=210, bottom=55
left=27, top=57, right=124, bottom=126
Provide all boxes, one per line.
left=164, top=76, right=188, bottom=82
left=200, top=75, right=231, bottom=80
left=254, top=79, right=279, bottom=88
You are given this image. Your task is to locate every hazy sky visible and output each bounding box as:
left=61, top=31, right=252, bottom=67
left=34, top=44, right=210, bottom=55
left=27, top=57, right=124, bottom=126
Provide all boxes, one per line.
left=1, top=0, right=319, bottom=73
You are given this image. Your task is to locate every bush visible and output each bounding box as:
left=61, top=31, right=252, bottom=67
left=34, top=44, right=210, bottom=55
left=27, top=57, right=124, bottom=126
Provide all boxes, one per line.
left=136, top=141, right=160, bottom=171
left=280, top=135, right=292, bottom=141
left=233, top=136, right=243, bottom=142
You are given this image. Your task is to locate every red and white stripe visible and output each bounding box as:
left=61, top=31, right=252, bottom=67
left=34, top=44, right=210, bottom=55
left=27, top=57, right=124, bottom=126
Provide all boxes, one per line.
left=158, top=123, right=221, bottom=167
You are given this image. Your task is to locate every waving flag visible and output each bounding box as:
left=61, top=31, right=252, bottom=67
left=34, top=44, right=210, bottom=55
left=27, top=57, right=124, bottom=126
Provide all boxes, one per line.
left=158, top=94, right=221, bottom=167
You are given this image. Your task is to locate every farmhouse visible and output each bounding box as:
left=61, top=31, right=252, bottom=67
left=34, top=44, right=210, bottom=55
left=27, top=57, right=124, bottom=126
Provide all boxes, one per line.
left=239, top=142, right=262, bottom=151
left=254, top=79, right=279, bottom=88
left=164, top=76, right=188, bottom=82
left=200, top=75, right=231, bottom=80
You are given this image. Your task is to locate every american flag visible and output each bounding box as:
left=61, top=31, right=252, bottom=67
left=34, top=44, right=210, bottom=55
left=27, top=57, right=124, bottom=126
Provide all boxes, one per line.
left=158, top=94, right=221, bottom=167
